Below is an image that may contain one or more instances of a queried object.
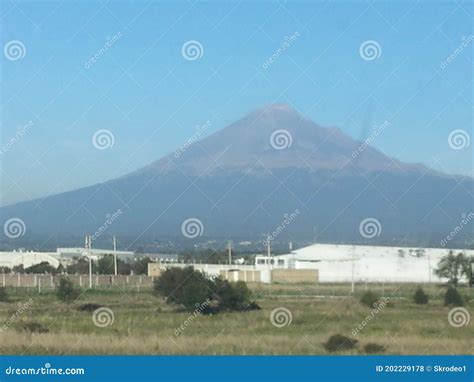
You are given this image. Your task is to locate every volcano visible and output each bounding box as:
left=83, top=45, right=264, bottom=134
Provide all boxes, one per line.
left=1, top=104, right=472, bottom=248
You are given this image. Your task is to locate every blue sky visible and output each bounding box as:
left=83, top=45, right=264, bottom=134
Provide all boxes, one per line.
left=1, top=0, right=472, bottom=206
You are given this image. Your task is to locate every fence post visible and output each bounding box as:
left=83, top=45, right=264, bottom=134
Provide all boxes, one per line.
left=38, top=278, right=41, bottom=294
left=2, top=273, right=4, bottom=287
left=17, top=273, right=21, bottom=287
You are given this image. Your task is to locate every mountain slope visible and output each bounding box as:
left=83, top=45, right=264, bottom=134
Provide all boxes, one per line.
left=1, top=105, right=472, bottom=248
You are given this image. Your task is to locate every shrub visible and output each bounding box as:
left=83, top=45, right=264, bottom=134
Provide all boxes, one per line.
left=360, top=291, right=379, bottom=308
left=77, top=303, right=103, bottom=312
left=413, top=287, right=429, bottom=305
left=213, top=279, right=254, bottom=311
left=323, top=334, right=358, bottom=353
left=0, top=287, right=9, bottom=302
left=24, top=261, right=57, bottom=274
left=56, top=277, right=81, bottom=306
left=444, top=286, right=464, bottom=307
left=154, top=267, right=213, bottom=311
left=364, top=343, right=386, bottom=354
left=154, top=267, right=259, bottom=313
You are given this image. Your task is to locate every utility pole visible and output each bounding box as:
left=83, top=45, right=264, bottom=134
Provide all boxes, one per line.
left=85, top=235, right=92, bottom=289
left=428, top=252, right=431, bottom=283
left=228, top=240, right=232, bottom=266
left=351, top=245, right=355, bottom=294
left=267, top=234, right=272, bottom=268
left=113, top=235, right=118, bottom=276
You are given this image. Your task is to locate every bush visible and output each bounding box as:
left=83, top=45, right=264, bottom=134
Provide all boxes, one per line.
left=213, top=279, right=253, bottom=311
left=364, top=343, right=386, bottom=354
left=413, top=286, right=429, bottom=305
left=154, top=267, right=213, bottom=311
left=24, top=261, right=57, bottom=274
left=444, top=286, right=464, bottom=307
left=360, top=291, right=379, bottom=308
left=0, top=287, right=9, bottom=302
left=77, top=303, right=103, bottom=312
left=323, top=334, right=358, bottom=353
left=56, top=277, right=81, bottom=306
left=153, top=267, right=259, bottom=313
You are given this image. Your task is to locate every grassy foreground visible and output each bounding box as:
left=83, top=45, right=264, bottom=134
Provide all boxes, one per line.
left=0, top=283, right=472, bottom=355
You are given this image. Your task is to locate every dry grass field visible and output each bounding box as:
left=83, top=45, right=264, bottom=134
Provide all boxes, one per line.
left=0, top=283, right=472, bottom=355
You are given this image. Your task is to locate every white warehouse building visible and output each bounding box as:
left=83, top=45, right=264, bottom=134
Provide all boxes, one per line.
left=0, top=251, right=61, bottom=269
left=255, top=243, right=474, bottom=283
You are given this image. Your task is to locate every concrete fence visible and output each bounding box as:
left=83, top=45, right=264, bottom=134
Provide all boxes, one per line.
left=0, top=273, right=153, bottom=290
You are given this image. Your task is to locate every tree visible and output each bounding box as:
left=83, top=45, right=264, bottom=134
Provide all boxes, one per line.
left=434, top=251, right=471, bottom=285
left=24, top=262, right=57, bottom=274
left=97, top=254, right=115, bottom=274
left=413, top=286, right=429, bottom=305
left=66, top=257, right=96, bottom=274
left=12, top=264, right=24, bottom=273
left=444, top=286, right=464, bottom=307
left=56, top=277, right=81, bottom=307
left=131, top=257, right=152, bottom=275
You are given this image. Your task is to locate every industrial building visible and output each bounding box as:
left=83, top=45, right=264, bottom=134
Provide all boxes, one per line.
left=149, top=243, right=473, bottom=284
left=0, top=247, right=178, bottom=270
left=254, top=243, right=474, bottom=283
left=0, top=250, right=60, bottom=269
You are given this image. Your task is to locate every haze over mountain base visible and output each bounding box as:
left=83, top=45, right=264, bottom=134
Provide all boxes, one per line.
left=1, top=105, right=472, bottom=249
